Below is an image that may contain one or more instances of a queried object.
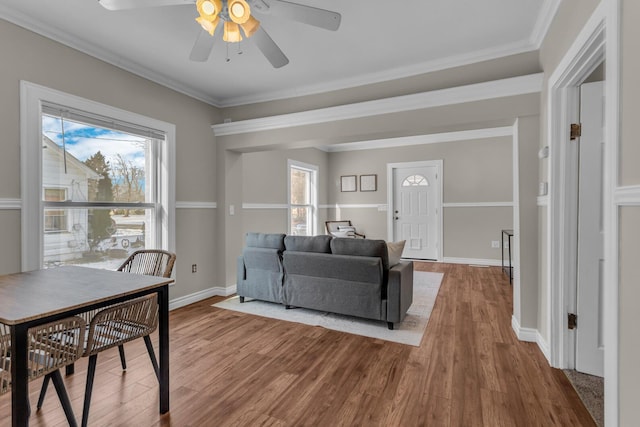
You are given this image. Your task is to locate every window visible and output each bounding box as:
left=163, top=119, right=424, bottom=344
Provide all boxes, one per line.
left=21, top=82, right=175, bottom=271
left=44, top=188, right=68, bottom=232
left=288, top=160, right=318, bottom=236
left=402, top=174, right=429, bottom=186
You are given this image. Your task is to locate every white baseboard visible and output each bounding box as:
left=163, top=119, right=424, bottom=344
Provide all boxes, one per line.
left=536, top=332, right=551, bottom=363
left=511, top=315, right=552, bottom=364
left=169, top=285, right=236, bottom=311
left=442, top=257, right=502, bottom=267
left=511, top=315, right=537, bottom=342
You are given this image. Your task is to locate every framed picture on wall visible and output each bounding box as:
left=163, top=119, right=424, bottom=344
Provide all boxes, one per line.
left=340, top=175, right=357, bottom=192
left=360, top=174, right=377, bottom=192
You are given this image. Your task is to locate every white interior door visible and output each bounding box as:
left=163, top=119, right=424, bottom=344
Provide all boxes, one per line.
left=392, top=163, right=440, bottom=260
left=575, top=81, right=605, bottom=377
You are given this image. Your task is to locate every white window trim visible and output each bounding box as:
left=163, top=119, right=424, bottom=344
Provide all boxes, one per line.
left=20, top=81, right=176, bottom=271
left=287, top=159, right=318, bottom=236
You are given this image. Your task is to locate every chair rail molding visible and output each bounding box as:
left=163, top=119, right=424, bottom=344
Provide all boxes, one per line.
left=0, top=198, right=21, bottom=209
left=176, top=201, right=217, bottom=209
left=614, top=185, right=640, bottom=206
left=442, top=202, right=514, bottom=208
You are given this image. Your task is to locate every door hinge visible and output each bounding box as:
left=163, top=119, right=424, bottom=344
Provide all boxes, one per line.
left=570, top=123, right=582, bottom=140
left=568, top=313, right=577, bottom=330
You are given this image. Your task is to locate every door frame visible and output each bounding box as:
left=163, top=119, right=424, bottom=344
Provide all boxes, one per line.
left=386, top=160, right=443, bottom=261
left=546, top=2, right=619, bottom=425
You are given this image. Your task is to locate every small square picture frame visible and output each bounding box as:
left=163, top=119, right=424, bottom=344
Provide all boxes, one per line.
left=360, top=174, right=377, bottom=192
left=340, top=175, right=357, bottom=192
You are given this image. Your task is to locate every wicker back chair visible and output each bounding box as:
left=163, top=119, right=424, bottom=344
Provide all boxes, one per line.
left=80, top=294, right=159, bottom=427
left=38, top=250, right=176, bottom=426
left=1, top=317, right=86, bottom=425
left=118, top=249, right=176, bottom=278
left=325, top=220, right=366, bottom=238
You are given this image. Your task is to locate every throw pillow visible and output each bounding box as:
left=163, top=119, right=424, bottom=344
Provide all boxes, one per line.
left=387, top=240, right=406, bottom=267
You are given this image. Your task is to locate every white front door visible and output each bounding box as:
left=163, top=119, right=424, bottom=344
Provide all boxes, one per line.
left=391, top=163, right=441, bottom=260
left=575, top=81, right=605, bottom=377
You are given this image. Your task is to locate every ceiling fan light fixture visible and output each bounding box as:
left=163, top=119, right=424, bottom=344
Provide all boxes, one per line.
left=240, top=15, right=260, bottom=38
left=196, top=15, right=219, bottom=36
left=223, top=21, right=242, bottom=42
left=196, top=0, right=222, bottom=18
left=228, top=0, right=251, bottom=24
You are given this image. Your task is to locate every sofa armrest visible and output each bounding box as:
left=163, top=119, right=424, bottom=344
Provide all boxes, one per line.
left=386, top=261, right=414, bottom=323
left=237, top=255, right=246, bottom=283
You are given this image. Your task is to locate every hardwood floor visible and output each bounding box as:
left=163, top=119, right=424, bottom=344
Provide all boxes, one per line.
left=0, top=263, right=596, bottom=426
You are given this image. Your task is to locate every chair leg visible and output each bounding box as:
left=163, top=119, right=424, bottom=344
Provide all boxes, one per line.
left=37, top=373, right=51, bottom=410
left=50, top=370, right=78, bottom=427
left=118, top=344, right=127, bottom=370
left=387, top=322, right=394, bottom=330
left=143, top=335, right=159, bottom=381
left=82, top=354, right=98, bottom=427
left=239, top=296, right=245, bottom=303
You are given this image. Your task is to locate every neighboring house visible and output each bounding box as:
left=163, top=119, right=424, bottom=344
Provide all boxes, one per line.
left=42, top=136, right=100, bottom=264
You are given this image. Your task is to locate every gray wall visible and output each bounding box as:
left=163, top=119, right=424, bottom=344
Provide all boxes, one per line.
left=0, top=18, right=221, bottom=300
left=242, top=148, right=330, bottom=237
left=327, top=136, right=514, bottom=260
left=619, top=0, right=640, bottom=423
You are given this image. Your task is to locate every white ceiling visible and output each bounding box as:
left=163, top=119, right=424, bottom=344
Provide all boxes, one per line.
left=0, top=0, right=558, bottom=107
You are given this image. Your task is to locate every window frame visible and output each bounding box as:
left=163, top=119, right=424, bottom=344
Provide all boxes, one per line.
left=20, top=81, right=176, bottom=271
left=287, top=159, right=318, bottom=236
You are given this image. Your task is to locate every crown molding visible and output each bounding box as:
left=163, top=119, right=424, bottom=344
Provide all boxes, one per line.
left=213, top=73, right=543, bottom=136
left=0, top=3, right=547, bottom=108
left=0, top=8, right=221, bottom=107
left=529, top=0, right=563, bottom=48
left=319, top=127, right=513, bottom=153
left=219, top=39, right=536, bottom=107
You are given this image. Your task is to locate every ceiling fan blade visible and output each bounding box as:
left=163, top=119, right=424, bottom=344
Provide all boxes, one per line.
left=263, top=0, right=341, bottom=31
left=98, top=0, right=195, bottom=11
left=251, top=27, right=289, bottom=68
left=189, top=28, right=217, bottom=62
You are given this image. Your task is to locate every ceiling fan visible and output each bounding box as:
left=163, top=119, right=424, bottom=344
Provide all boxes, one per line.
left=98, top=0, right=341, bottom=68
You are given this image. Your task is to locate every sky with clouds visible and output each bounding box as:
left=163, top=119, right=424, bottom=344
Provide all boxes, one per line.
left=42, top=115, right=147, bottom=169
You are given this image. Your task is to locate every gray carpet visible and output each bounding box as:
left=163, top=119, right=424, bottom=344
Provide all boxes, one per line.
left=563, top=369, right=604, bottom=427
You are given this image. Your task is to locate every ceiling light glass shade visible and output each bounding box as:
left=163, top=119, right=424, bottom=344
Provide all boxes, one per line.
left=196, top=0, right=222, bottom=18
left=228, top=0, right=251, bottom=24
left=240, top=15, right=260, bottom=38
left=223, top=21, right=243, bottom=42
left=196, top=15, right=219, bottom=36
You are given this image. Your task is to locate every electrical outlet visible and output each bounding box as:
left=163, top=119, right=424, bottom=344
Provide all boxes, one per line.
left=491, top=240, right=500, bottom=249
left=191, top=264, right=197, bottom=273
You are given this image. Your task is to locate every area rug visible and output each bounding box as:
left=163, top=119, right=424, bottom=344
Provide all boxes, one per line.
left=212, top=271, right=444, bottom=347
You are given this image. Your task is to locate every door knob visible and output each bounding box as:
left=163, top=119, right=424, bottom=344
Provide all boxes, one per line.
left=395, top=217, right=399, bottom=220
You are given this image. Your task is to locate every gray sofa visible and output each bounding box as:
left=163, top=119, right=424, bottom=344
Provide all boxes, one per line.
left=236, top=233, right=413, bottom=330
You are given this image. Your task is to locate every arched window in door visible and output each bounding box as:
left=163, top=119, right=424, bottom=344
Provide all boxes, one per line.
left=402, top=174, right=429, bottom=186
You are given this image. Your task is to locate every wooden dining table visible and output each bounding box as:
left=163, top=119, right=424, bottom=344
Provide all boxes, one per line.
left=0, top=265, right=174, bottom=427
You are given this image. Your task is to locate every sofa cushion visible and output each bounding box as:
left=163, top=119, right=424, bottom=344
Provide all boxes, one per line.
left=245, top=232, right=286, bottom=251
left=387, top=240, right=406, bottom=267
left=330, top=238, right=389, bottom=272
left=284, top=235, right=332, bottom=253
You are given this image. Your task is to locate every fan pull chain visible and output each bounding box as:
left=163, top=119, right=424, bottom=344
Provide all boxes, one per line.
left=225, top=41, right=243, bottom=63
